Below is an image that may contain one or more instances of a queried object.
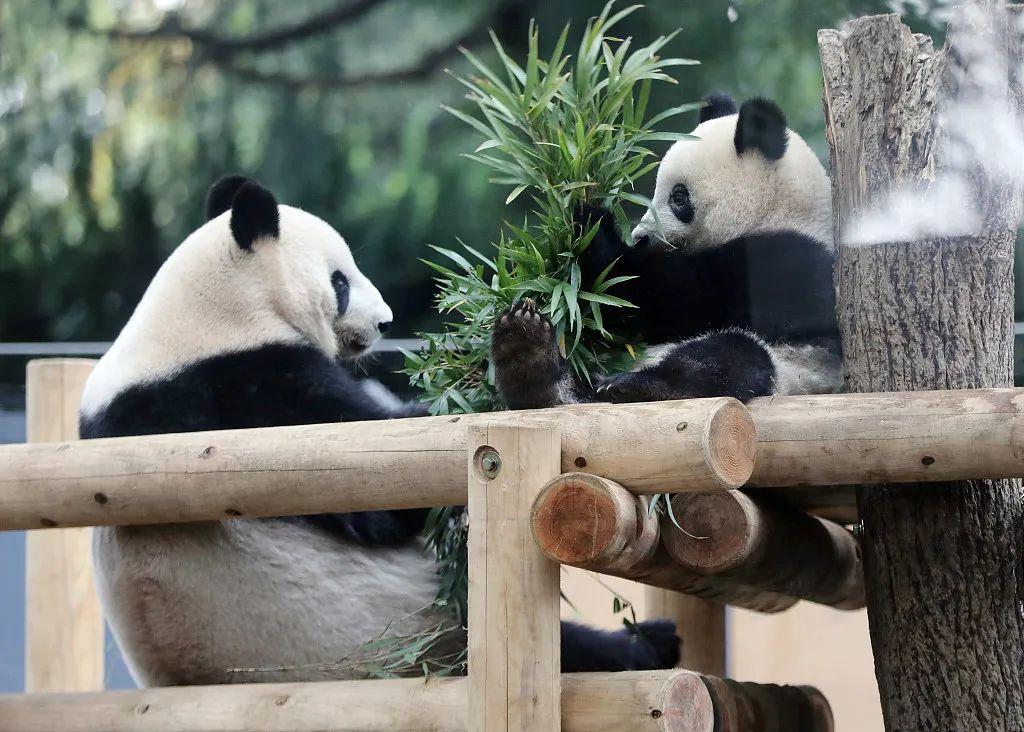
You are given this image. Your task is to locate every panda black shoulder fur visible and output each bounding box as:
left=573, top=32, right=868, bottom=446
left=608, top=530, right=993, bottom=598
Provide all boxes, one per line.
left=80, top=175, right=679, bottom=686
left=492, top=93, right=842, bottom=409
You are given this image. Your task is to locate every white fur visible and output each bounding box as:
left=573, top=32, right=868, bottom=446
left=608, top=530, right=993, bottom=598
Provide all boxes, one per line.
left=84, top=199, right=446, bottom=687
left=81, top=205, right=392, bottom=416
left=631, top=114, right=833, bottom=250
left=93, top=521, right=454, bottom=685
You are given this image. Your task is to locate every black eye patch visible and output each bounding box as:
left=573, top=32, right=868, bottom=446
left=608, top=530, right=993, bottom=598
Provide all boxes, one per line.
left=331, top=270, right=350, bottom=315
left=669, top=183, right=694, bottom=224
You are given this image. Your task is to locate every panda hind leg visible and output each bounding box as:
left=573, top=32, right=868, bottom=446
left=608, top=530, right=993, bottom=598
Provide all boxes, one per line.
left=492, top=299, right=591, bottom=409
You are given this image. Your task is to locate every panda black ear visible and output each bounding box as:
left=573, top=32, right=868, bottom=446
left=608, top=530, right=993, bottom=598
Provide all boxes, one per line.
left=205, top=175, right=250, bottom=221
left=698, top=91, right=737, bottom=124
left=734, top=98, right=788, bottom=162
left=229, top=181, right=280, bottom=251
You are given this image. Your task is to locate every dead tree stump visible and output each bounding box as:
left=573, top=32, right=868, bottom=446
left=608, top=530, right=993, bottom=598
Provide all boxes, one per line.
left=819, top=6, right=1024, bottom=729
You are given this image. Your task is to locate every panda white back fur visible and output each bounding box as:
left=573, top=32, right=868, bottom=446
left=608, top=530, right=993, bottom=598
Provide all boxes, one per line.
left=491, top=93, right=842, bottom=409
left=83, top=176, right=679, bottom=686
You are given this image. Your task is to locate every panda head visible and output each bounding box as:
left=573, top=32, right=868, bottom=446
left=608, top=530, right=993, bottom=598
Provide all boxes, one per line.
left=631, top=93, right=832, bottom=250
left=204, top=175, right=392, bottom=359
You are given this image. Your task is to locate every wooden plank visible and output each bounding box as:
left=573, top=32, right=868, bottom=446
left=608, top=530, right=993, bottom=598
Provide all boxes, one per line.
left=468, top=423, right=562, bottom=732
left=0, top=670, right=833, bottom=732
left=645, top=589, right=726, bottom=677
left=24, top=358, right=104, bottom=693
left=0, top=397, right=753, bottom=531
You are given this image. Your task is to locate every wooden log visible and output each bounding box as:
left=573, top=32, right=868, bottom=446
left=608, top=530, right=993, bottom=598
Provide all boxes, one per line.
left=0, top=397, right=754, bottom=532
left=644, top=589, right=726, bottom=677
left=662, top=491, right=864, bottom=610
left=531, top=474, right=796, bottom=613
left=468, top=424, right=562, bottom=731
left=748, top=388, right=1024, bottom=488
left=0, top=671, right=833, bottom=732
left=702, top=677, right=834, bottom=732
left=23, top=359, right=104, bottom=693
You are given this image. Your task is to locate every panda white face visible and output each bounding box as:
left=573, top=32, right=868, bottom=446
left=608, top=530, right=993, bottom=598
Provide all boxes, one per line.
left=631, top=97, right=833, bottom=250
left=272, top=203, right=393, bottom=359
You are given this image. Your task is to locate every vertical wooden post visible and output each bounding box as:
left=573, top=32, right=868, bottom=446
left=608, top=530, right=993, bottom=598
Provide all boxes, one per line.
left=24, top=358, right=104, bottom=693
left=468, top=423, right=561, bottom=732
left=644, top=589, right=726, bottom=677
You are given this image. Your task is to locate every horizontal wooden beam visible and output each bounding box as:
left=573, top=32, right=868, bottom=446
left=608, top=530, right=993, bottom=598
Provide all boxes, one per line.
left=0, top=398, right=754, bottom=532
left=662, top=491, right=865, bottom=610
left=0, top=671, right=832, bottom=732
left=749, top=388, right=1023, bottom=487
left=531, top=474, right=796, bottom=613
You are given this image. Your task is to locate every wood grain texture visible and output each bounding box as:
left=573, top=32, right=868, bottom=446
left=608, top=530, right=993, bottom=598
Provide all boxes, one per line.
left=662, top=491, right=864, bottom=610
left=644, top=589, right=725, bottom=677
left=0, top=397, right=753, bottom=532
left=821, top=8, right=1024, bottom=729
left=531, top=473, right=797, bottom=613
left=0, top=671, right=831, bottom=732
left=468, top=424, right=561, bottom=732
left=24, top=359, right=104, bottom=694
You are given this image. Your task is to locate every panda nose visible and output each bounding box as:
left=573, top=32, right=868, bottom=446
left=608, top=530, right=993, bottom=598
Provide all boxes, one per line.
left=633, top=234, right=651, bottom=249
left=377, top=321, right=391, bottom=334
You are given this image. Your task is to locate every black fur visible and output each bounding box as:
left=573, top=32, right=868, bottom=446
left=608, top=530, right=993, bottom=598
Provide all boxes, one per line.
left=596, top=330, right=776, bottom=403
left=205, top=175, right=250, bottom=221
left=734, top=98, right=788, bottom=161
left=80, top=343, right=429, bottom=546
left=560, top=620, right=680, bottom=672
left=492, top=206, right=838, bottom=408
left=699, top=90, right=738, bottom=124
left=331, top=270, right=350, bottom=316
left=229, top=181, right=280, bottom=251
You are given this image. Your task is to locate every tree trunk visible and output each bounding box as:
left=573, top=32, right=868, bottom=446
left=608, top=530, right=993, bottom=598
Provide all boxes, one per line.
left=819, top=7, right=1024, bottom=730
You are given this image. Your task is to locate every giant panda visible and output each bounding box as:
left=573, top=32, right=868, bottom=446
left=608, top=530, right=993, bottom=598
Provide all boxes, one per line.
left=80, top=175, right=679, bottom=687
left=492, top=93, right=842, bottom=409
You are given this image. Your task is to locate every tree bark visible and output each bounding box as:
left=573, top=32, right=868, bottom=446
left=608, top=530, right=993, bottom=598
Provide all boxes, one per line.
left=820, top=7, right=1024, bottom=730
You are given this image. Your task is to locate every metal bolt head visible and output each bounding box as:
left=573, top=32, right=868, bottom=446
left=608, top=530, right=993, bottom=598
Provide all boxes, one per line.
left=480, top=449, right=501, bottom=479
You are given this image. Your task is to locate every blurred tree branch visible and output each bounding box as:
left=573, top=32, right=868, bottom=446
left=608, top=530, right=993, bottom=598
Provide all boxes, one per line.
left=67, top=0, right=539, bottom=90
left=68, top=0, right=388, bottom=56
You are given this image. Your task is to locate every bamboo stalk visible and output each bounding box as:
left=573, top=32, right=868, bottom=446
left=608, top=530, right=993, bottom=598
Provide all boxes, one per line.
left=531, top=474, right=796, bottom=613
left=0, top=671, right=832, bottom=732
left=662, top=491, right=864, bottom=610
left=0, top=397, right=754, bottom=532
left=23, top=359, right=104, bottom=693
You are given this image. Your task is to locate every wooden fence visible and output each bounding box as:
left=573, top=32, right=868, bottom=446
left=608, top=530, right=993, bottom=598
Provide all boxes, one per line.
left=1, top=359, right=1021, bottom=731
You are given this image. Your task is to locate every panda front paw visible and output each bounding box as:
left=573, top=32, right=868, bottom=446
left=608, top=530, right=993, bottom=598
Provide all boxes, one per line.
left=491, top=299, right=563, bottom=410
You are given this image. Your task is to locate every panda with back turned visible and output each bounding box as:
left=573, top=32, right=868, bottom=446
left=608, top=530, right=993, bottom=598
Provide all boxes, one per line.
left=492, top=93, right=842, bottom=408
left=80, top=175, right=680, bottom=687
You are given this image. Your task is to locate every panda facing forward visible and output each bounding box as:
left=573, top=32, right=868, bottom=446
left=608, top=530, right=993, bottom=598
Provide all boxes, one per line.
left=81, top=176, right=679, bottom=687
left=492, top=93, right=843, bottom=409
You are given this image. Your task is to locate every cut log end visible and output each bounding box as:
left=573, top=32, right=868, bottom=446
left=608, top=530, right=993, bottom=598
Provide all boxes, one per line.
left=664, top=491, right=759, bottom=573
left=658, top=670, right=715, bottom=732
left=531, top=473, right=654, bottom=570
left=705, top=399, right=757, bottom=489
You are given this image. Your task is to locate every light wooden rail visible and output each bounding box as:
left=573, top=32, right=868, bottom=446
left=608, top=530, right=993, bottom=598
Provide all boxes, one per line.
left=0, top=671, right=832, bottom=732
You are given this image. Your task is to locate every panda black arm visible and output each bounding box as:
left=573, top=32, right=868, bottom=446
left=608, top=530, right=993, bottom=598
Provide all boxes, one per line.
left=80, top=343, right=429, bottom=546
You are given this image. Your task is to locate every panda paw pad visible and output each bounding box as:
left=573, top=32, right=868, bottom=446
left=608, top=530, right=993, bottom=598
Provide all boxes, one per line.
left=493, top=299, right=553, bottom=345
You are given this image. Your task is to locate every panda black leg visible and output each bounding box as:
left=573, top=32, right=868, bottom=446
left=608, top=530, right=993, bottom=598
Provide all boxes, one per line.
left=560, top=619, right=680, bottom=672
left=492, top=299, right=569, bottom=409
left=597, top=330, right=778, bottom=404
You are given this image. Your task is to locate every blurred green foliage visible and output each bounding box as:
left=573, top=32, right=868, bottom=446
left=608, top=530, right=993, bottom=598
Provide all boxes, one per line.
left=0, top=0, right=954, bottom=345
